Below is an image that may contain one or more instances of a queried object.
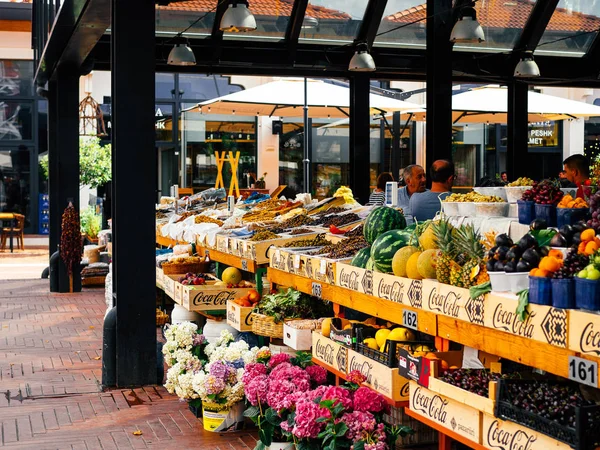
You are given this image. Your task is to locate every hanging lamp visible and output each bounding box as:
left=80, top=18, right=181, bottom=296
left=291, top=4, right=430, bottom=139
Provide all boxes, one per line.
left=220, top=0, right=257, bottom=33
left=514, top=51, right=540, bottom=78
left=167, top=37, right=196, bottom=66
left=349, top=42, right=376, bottom=72
left=450, top=2, right=485, bottom=43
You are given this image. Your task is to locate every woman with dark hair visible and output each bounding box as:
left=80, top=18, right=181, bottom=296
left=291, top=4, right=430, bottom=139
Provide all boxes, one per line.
left=368, top=172, right=394, bottom=205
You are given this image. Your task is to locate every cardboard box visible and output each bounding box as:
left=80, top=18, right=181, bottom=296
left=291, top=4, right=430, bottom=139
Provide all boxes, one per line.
left=484, top=293, right=568, bottom=348
left=481, top=413, right=572, bottom=450
left=428, top=377, right=497, bottom=416
left=347, top=348, right=410, bottom=402
left=180, top=282, right=254, bottom=312
left=303, top=254, right=350, bottom=285
left=311, top=331, right=349, bottom=376
left=409, top=381, right=482, bottom=444
left=284, top=322, right=314, bottom=351
left=156, top=267, right=164, bottom=288
left=335, top=262, right=375, bottom=295
left=226, top=300, right=254, bottom=332
left=398, top=350, right=463, bottom=388
left=240, top=235, right=319, bottom=265
left=568, top=309, right=600, bottom=357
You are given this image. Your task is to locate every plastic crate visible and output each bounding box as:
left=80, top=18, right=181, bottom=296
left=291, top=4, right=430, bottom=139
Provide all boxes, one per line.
left=495, top=379, right=600, bottom=449
left=355, top=328, right=435, bottom=368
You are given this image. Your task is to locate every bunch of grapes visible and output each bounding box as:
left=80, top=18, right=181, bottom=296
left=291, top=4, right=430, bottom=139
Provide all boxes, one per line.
left=553, top=249, right=588, bottom=279
left=521, top=181, right=563, bottom=205
left=587, top=191, right=600, bottom=231
left=440, top=369, right=505, bottom=398
left=504, top=381, right=598, bottom=429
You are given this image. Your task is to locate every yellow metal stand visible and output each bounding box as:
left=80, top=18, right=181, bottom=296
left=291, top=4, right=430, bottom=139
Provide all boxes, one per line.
left=214, top=151, right=241, bottom=198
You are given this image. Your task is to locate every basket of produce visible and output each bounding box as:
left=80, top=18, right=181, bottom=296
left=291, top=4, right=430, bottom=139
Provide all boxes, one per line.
left=474, top=202, right=509, bottom=217
left=156, top=308, right=169, bottom=326
left=355, top=326, right=433, bottom=368
left=251, top=287, right=332, bottom=338
left=473, top=186, right=508, bottom=201
left=505, top=177, right=535, bottom=203
left=495, top=379, right=600, bottom=450
left=161, top=256, right=209, bottom=274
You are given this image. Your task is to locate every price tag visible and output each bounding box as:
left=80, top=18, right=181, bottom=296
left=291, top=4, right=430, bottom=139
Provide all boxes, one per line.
left=402, top=309, right=418, bottom=331
left=294, top=255, right=301, bottom=269
left=311, top=282, right=322, bottom=298
left=319, top=259, right=327, bottom=275
left=243, top=241, right=248, bottom=253
left=568, top=356, right=598, bottom=388
left=232, top=239, right=238, bottom=251
left=241, top=259, right=248, bottom=271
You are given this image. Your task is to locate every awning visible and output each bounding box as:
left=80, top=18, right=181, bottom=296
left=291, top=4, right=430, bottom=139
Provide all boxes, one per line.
left=409, top=86, right=600, bottom=123
left=185, top=78, right=421, bottom=119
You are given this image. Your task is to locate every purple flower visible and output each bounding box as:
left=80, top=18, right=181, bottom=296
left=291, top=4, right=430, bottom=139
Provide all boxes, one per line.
left=192, top=333, right=206, bottom=346
left=231, top=358, right=245, bottom=369
left=209, top=361, right=231, bottom=380
left=205, top=375, right=226, bottom=395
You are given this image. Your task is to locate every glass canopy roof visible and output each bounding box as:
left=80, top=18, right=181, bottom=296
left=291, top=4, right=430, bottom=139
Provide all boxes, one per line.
left=154, top=0, right=600, bottom=59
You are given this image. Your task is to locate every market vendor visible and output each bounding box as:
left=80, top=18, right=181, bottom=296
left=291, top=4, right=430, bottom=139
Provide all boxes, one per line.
left=563, top=154, right=590, bottom=199
left=409, top=159, right=454, bottom=221
left=397, top=164, right=426, bottom=222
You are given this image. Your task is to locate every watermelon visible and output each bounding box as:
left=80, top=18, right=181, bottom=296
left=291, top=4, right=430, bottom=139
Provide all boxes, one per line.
left=351, top=247, right=371, bottom=268
left=363, top=206, right=406, bottom=245
left=371, top=230, right=412, bottom=273
left=365, top=258, right=376, bottom=271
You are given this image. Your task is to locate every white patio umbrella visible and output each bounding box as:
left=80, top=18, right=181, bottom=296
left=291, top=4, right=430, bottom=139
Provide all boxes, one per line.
left=185, top=78, right=421, bottom=118
left=408, top=86, right=600, bottom=124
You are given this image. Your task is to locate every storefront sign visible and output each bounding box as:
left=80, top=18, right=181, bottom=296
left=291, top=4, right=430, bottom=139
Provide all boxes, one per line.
left=528, top=121, right=559, bottom=147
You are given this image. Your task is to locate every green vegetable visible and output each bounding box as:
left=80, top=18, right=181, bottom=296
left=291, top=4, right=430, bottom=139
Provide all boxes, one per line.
left=469, top=281, right=491, bottom=299
left=254, top=288, right=331, bottom=323
left=516, top=289, right=530, bottom=322
left=530, top=229, right=557, bottom=247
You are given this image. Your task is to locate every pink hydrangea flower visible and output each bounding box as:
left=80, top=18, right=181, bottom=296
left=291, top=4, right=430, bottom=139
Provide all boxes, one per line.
left=244, top=374, right=269, bottom=406
left=268, top=353, right=291, bottom=369
left=292, top=399, right=326, bottom=439
left=242, top=363, right=267, bottom=384
left=320, top=385, right=353, bottom=410
left=306, top=365, right=327, bottom=385
left=341, top=410, right=376, bottom=441
left=353, top=387, right=389, bottom=414
left=205, top=374, right=226, bottom=395
left=347, top=370, right=367, bottom=385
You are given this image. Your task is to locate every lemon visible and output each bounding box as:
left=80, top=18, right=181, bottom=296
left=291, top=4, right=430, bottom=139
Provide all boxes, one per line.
left=321, top=318, right=333, bottom=338
left=375, top=329, right=391, bottom=348
left=388, top=327, right=415, bottom=342
left=363, top=338, right=379, bottom=350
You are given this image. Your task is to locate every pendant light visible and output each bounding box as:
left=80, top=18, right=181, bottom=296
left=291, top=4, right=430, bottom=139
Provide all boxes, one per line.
left=349, top=42, right=376, bottom=72
left=450, top=2, right=485, bottom=43
left=220, top=0, right=257, bottom=33
left=167, top=37, right=196, bottom=66
left=514, top=51, right=540, bottom=78
left=301, top=15, right=319, bottom=30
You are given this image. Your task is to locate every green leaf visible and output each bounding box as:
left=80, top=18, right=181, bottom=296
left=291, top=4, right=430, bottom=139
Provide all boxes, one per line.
left=258, top=421, right=274, bottom=447
left=254, top=442, right=266, bottom=450
left=316, top=417, right=328, bottom=423
left=334, top=422, right=348, bottom=436
left=265, top=407, right=282, bottom=426
left=516, top=289, right=530, bottom=322
left=469, top=281, right=491, bottom=299
left=319, top=399, right=335, bottom=409
left=353, top=441, right=365, bottom=450
left=530, top=229, right=557, bottom=247
left=244, top=406, right=260, bottom=418
left=332, top=403, right=345, bottom=417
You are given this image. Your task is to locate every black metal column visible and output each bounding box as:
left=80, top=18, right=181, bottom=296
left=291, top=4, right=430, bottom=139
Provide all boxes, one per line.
left=111, top=0, right=157, bottom=387
left=392, top=111, right=401, bottom=179
left=47, top=79, right=59, bottom=264
left=52, top=65, right=81, bottom=293
left=507, top=82, right=529, bottom=179
left=425, top=0, right=454, bottom=166
left=349, top=75, right=371, bottom=204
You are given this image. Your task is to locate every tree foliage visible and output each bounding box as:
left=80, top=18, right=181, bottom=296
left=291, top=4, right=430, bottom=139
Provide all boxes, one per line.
left=39, top=137, right=112, bottom=188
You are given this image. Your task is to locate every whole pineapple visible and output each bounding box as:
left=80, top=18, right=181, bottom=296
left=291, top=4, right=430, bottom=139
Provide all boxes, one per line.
left=431, top=219, right=456, bottom=285
left=454, top=225, right=486, bottom=288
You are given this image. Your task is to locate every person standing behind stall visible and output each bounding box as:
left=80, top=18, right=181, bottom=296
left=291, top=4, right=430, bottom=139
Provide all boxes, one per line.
left=397, top=165, right=426, bottom=223
left=563, top=154, right=590, bottom=199
left=368, top=172, right=394, bottom=205
left=410, top=160, right=455, bottom=221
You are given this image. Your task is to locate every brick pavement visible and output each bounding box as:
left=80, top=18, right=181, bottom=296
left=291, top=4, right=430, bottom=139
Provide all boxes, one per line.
left=0, top=280, right=258, bottom=450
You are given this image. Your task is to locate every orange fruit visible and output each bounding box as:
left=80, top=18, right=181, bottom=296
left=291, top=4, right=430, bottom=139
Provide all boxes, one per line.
left=581, top=229, right=596, bottom=242
left=440, top=360, right=449, bottom=370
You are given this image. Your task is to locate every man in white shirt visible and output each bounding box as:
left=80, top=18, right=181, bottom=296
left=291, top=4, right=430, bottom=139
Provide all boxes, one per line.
left=398, top=165, right=426, bottom=223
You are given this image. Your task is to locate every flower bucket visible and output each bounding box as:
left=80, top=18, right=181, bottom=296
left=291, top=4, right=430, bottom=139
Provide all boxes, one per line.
left=551, top=278, right=575, bottom=309
left=575, top=277, right=600, bottom=311
left=268, top=443, right=295, bottom=450
left=202, top=402, right=245, bottom=432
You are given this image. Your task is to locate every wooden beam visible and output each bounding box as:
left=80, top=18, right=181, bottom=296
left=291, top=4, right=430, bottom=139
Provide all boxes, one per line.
left=0, top=20, right=31, bottom=32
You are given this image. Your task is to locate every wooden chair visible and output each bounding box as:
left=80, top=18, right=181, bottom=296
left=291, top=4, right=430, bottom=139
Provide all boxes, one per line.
left=1, top=213, right=25, bottom=251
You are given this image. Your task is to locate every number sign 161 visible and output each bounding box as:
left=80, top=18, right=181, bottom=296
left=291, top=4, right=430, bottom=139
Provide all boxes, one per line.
left=568, top=356, right=598, bottom=388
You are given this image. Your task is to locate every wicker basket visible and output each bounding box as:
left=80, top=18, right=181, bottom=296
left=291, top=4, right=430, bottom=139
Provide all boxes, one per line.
left=251, top=313, right=288, bottom=339
left=162, top=262, right=209, bottom=275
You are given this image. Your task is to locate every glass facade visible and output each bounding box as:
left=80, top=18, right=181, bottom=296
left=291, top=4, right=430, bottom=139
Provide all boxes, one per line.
left=0, top=60, right=41, bottom=233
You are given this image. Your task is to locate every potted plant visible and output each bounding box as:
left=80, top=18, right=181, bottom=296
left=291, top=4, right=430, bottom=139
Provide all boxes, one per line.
left=80, top=206, right=102, bottom=243
left=255, top=172, right=267, bottom=189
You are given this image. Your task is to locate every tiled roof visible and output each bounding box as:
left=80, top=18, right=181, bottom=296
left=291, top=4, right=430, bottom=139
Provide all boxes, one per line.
left=386, top=0, right=600, bottom=33
left=159, top=0, right=351, bottom=21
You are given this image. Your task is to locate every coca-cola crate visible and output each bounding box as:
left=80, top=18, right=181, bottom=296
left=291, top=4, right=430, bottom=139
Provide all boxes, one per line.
left=179, top=281, right=254, bottom=312
left=495, top=379, right=600, bottom=450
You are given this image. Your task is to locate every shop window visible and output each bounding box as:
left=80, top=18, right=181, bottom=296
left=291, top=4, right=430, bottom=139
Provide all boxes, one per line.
left=155, top=103, right=174, bottom=142
left=0, top=101, right=33, bottom=141
left=0, top=60, right=33, bottom=97
left=0, top=147, right=31, bottom=228
left=179, top=74, right=243, bottom=101
left=155, top=73, right=175, bottom=100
